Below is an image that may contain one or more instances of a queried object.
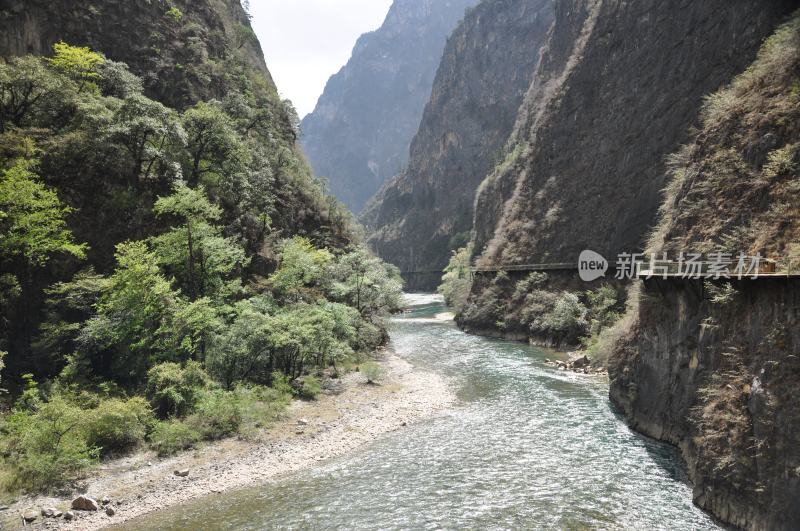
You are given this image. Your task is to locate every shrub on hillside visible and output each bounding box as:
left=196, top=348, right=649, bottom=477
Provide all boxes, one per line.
left=297, top=375, right=322, bottom=400
left=149, top=420, right=201, bottom=457
left=0, top=396, right=97, bottom=492
left=84, top=397, right=154, bottom=456
left=188, top=389, right=242, bottom=440
left=146, top=361, right=212, bottom=418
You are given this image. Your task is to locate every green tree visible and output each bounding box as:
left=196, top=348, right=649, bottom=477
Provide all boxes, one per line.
left=97, top=59, right=143, bottom=98
left=0, top=159, right=86, bottom=267
left=78, top=241, right=178, bottom=387
left=32, top=269, right=109, bottom=377
left=270, top=237, right=332, bottom=302
left=0, top=159, right=86, bottom=364
left=584, top=286, right=621, bottom=337
left=330, top=247, right=403, bottom=318
left=107, top=94, right=185, bottom=184
left=145, top=361, right=211, bottom=418
left=206, top=298, right=276, bottom=388
left=152, top=182, right=247, bottom=301
left=438, top=245, right=473, bottom=313
left=181, top=101, right=245, bottom=186
left=0, top=56, right=63, bottom=132
left=48, top=42, right=104, bottom=92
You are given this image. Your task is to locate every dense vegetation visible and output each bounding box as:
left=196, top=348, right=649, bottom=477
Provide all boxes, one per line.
left=0, top=43, right=402, bottom=494
left=440, top=246, right=623, bottom=350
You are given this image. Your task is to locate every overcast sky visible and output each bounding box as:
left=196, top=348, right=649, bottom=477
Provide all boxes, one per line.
left=249, top=0, right=394, bottom=118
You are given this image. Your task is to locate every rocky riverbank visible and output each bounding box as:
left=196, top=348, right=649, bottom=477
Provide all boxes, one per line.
left=2, top=352, right=455, bottom=530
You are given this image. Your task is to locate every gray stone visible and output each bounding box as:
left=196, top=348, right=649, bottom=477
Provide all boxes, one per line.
left=63, top=511, right=75, bottom=521
left=41, top=507, right=61, bottom=518
left=105, top=506, right=116, bottom=517
left=568, top=354, right=590, bottom=369
left=174, top=468, right=190, bottom=477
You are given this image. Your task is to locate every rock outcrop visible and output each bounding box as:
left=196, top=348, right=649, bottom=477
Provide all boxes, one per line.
left=610, top=14, right=800, bottom=530
left=0, top=0, right=272, bottom=110
left=471, top=0, right=795, bottom=269
left=300, top=0, right=478, bottom=213
left=364, top=0, right=554, bottom=286
left=461, top=0, right=796, bottom=336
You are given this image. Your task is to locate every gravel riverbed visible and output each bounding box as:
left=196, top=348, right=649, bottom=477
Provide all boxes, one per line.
left=5, top=352, right=455, bottom=530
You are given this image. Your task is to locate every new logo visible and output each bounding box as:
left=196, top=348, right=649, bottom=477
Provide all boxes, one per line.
left=578, top=250, right=608, bottom=281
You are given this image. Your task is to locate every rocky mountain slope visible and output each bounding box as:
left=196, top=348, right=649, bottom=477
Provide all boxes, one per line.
left=610, top=14, right=800, bottom=530
left=300, top=0, right=477, bottom=213
left=363, top=0, right=554, bottom=283
left=471, top=0, right=795, bottom=269
left=0, top=0, right=274, bottom=110
left=460, top=0, right=796, bottom=340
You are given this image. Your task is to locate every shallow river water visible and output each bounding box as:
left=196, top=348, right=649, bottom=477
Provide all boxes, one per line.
left=122, top=294, right=720, bottom=530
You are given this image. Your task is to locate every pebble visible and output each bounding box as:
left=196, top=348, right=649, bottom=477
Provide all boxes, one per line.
left=106, top=506, right=116, bottom=516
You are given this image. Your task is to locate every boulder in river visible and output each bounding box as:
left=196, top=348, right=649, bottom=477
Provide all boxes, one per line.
left=71, top=495, right=99, bottom=511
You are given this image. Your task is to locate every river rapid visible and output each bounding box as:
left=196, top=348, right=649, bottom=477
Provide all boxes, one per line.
left=120, top=294, right=720, bottom=530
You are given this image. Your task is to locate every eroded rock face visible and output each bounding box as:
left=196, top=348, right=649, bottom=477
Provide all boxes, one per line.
left=471, top=0, right=795, bottom=268
left=364, top=0, right=554, bottom=286
left=610, top=278, right=800, bottom=530
left=610, top=15, right=800, bottom=529
left=301, top=0, right=478, bottom=213
left=461, top=0, right=795, bottom=331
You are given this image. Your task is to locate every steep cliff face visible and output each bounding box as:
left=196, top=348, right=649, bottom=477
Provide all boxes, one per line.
left=300, top=0, right=477, bottom=213
left=471, top=0, right=795, bottom=268
left=364, top=0, right=554, bottom=283
left=610, top=15, right=800, bottom=530
left=0, top=0, right=275, bottom=110
left=462, top=0, right=796, bottom=338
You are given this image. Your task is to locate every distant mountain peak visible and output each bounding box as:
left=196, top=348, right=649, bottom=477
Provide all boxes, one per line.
left=300, top=0, right=478, bottom=213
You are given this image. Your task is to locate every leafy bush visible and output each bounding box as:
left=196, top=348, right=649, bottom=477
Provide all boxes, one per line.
left=361, top=362, right=384, bottom=384
left=149, top=420, right=201, bottom=457
left=297, top=375, right=322, bottom=400
left=1, top=396, right=97, bottom=491
left=165, top=7, right=183, bottom=22
left=85, top=397, right=154, bottom=456
left=438, top=245, right=473, bottom=313
left=188, top=390, right=242, bottom=440
left=146, top=361, right=211, bottom=418
left=235, top=383, right=292, bottom=436
left=540, top=292, right=589, bottom=344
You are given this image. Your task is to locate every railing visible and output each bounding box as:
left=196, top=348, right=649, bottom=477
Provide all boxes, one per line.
left=470, top=262, right=576, bottom=273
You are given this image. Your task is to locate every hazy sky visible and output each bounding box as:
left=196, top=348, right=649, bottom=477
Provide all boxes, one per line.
left=250, top=0, right=394, bottom=118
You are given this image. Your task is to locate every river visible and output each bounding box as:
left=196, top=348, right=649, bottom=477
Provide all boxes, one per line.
left=119, top=294, right=720, bottom=530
